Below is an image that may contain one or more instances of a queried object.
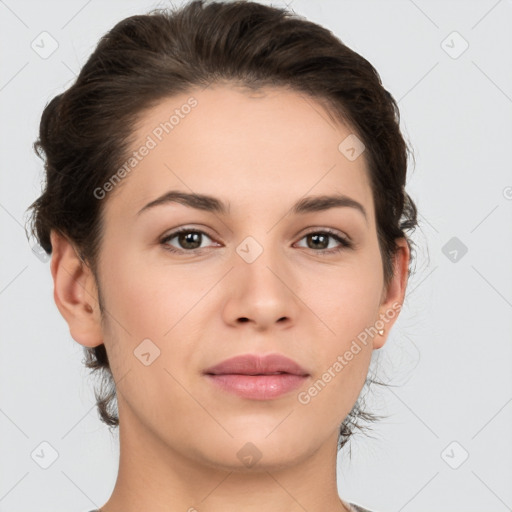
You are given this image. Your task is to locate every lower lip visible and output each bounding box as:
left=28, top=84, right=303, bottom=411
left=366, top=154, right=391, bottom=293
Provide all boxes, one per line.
left=205, top=373, right=308, bottom=400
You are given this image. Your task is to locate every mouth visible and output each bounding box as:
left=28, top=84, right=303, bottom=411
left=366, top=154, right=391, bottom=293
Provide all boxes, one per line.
left=206, top=371, right=299, bottom=376
left=203, top=353, right=310, bottom=400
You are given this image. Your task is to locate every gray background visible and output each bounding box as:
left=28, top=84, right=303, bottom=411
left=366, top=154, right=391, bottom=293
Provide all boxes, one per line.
left=1, top=0, right=511, bottom=511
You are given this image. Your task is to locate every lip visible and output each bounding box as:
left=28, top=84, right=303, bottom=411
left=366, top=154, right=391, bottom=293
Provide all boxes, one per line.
left=204, top=353, right=309, bottom=376
left=203, top=353, right=310, bottom=400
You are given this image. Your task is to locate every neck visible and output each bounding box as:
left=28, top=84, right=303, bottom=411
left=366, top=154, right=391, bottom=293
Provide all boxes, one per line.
left=99, top=403, right=349, bottom=512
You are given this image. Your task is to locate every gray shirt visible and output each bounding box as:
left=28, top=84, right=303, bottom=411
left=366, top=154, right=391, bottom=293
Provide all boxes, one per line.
left=87, top=502, right=376, bottom=512
left=346, top=502, right=375, bottom=512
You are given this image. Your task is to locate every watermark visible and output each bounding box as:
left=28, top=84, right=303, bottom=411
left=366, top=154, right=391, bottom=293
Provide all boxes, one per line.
left=237, top=441, right=263, bottom=468
left=93, top=96, right=198, bottom=200
left=297, top=301, right=401, bottom=405
left=442, top=236, right=468, bottom=263
left=31, top=31, right=59, bottom=59
left=236, top=236, right=264, bottom=263
left=30, top=441, right=59, bottom=469
left=133, top=338, right=161, bottom=366
left=338, top=133, right=365, bottom=161
left=440, top=440, right=469, bottom=469
left=440, top=31, right=469, bottom=60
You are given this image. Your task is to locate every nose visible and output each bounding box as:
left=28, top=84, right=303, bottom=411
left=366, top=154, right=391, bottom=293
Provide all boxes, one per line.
left=221, top=244, right=301, bottom=332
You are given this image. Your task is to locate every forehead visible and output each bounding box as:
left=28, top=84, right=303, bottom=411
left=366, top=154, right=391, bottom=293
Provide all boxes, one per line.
left=104, top=84, right=374, bottom=221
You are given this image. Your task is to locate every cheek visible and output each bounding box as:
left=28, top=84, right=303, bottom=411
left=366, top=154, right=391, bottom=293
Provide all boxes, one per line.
left=96, top=254, right=200, bottom=428
left=295, top=278, right=376, bottom=427
left=297, top=259, right=381, bottom=387
left=97, top=250, right=211, bottom=398
left=300, top=258, right=382, bottom=336
left=100, top=246, right=205, bottom=335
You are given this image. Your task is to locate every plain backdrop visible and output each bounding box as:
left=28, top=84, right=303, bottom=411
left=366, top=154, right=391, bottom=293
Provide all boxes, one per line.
left=1, top=1, right=511, bottom=511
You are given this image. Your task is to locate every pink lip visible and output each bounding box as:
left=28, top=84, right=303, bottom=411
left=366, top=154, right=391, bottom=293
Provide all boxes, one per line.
left=203, top=353, right=310, bottom=400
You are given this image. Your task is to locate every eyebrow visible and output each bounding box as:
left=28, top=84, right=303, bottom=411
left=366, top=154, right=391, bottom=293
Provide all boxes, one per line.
left=137, top=190, right=367, bottom=222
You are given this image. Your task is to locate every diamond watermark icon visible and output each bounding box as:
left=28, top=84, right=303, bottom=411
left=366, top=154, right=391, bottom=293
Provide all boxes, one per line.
left=31, top=441, right=59, bottom=469
left=442, top=236, right=468, bottom=263
left=338, top=134, right=365, bottom=161
left=441, top=440, right=469, bottom=469
left=236, top=236, right=264, bottom=264
left=31, top=31, right=59, bottom=59
left=441, top=31, right=469, bottom=59
left=237, top=441, right=263, bottom=468
left=134, top=338, right=161, bottom=366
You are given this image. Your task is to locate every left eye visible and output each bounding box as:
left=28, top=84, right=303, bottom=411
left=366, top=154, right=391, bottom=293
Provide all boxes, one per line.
left=294, top=230, right=353, bottom=253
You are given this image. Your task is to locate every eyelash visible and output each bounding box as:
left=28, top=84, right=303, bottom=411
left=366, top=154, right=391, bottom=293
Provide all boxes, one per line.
left=160, top=227, right=354, bottom=256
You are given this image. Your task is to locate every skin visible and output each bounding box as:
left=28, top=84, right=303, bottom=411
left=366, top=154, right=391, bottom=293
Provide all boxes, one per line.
left=50, top=84, right=409, bottom=512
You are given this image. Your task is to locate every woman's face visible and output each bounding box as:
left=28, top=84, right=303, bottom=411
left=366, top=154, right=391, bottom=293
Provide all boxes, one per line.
left=81, top=85, right=408, bottom=470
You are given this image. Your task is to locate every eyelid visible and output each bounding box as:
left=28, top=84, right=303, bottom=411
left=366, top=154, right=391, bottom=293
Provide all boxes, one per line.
left=160, top=226, right=219, bottom=249
left=300, top=226, right=352, bottom=243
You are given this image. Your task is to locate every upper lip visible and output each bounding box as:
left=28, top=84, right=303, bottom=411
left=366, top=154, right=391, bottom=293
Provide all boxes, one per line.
left=204, top=353, right=309, bottom=376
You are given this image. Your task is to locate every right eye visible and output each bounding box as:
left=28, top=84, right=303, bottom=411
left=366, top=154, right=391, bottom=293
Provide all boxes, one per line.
left=160, top=228, right=219, bottom=254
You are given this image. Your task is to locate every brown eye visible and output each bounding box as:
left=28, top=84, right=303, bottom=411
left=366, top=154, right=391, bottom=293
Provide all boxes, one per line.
left=161, top=229, right=216, bottom=253
left=306, top=233, right=329, bottom=250
left=295, top=230, right=353, bottom=254
left=176, top=231, right=202, bottom=250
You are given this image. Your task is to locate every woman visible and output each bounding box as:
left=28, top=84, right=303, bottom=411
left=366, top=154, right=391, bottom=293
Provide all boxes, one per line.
left=27, top=1, right=417, bottom=510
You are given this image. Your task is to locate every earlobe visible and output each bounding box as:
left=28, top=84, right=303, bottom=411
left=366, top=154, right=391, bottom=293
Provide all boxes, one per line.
left=373, top=238, right=410, bottom=350
left=50, top=230, right=103, bottom=348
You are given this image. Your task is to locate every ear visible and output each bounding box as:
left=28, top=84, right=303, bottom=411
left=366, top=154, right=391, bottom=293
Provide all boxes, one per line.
left=373, top=238, right=410, bottom=350
left=50, top=230, right=104, bottom=348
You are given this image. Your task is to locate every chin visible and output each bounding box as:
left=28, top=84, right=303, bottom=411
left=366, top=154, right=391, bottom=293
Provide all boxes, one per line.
left=192, top=433, right=315, bottom=473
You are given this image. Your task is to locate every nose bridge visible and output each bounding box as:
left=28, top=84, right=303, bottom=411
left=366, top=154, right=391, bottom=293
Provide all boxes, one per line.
left=236, top=232, right=288, bottom=296
left=224, top=230, right=299, bottom=329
